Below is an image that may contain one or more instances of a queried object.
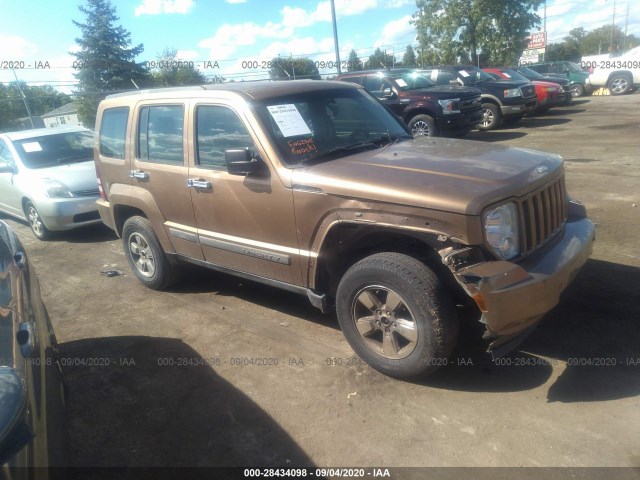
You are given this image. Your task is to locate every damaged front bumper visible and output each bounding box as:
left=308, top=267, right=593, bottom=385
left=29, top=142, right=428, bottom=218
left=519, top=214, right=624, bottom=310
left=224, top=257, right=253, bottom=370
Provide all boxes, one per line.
left=445, top=215, right=595, bottom=354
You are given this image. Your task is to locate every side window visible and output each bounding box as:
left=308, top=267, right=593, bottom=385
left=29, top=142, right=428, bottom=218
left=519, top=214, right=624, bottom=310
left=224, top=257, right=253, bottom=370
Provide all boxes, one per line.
left=138, top=105, right=184, bottom=164
left=362, top=75, right=385, bottom=94
left=0, top=140, right=14, bottom=165
left=195, top=105, right=255, bottom=169
left=99, top=107, right=129, bottom=159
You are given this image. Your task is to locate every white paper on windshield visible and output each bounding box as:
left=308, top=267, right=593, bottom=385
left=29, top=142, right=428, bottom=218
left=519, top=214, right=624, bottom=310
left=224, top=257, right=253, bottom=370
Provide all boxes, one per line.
left=503, top=72, right=512, bottom=78
left=459, top=70, right=470, bottom=77
left=22, top=142, right=43, bottom=153
left=395, top=78, right=408, bottom=87
left=267, top=104, right=312, bottom=138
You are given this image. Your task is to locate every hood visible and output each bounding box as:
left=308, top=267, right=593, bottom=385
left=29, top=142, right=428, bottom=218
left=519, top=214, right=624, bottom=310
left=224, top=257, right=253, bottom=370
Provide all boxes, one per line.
left=26, top=160, right=98, bottom=193
left=292, top=137, right=563, bottom=215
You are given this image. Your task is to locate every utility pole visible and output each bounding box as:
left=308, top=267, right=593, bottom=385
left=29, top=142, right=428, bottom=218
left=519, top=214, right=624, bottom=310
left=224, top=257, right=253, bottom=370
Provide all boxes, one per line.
left=610, top=0, right=616, bottom=53
left=330, top=0, right=342, bottom=74
left=542, top=0, right=547, bottom=61
left=624, top=2, right=629, bottom=51
left=12, top=69, right=35, bottom=129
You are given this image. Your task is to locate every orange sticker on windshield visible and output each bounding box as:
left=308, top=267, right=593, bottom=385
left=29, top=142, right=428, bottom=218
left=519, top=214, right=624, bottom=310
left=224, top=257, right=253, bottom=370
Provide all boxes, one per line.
left=288, top=138, right=318, bottom=156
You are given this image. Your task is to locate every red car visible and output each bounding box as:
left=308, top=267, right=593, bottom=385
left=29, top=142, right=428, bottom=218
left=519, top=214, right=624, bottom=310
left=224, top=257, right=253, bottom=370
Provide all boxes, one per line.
left=483, top=68, right=568, bottom=113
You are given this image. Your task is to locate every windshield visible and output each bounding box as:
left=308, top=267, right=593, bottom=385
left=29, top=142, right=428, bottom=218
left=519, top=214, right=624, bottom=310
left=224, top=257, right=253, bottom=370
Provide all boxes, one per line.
left=251, top=88, right=412, bottom=167
left=392, top=73, right=436, bottom=91
left=565, top=62, right=584, bottom=73
left=496, top=69, right=528, bottom=82
left=516, top=67, right=544, bottom=79
left=456, top=68, right=495, bottom=84
left=14, top=131, right=94, bottom=169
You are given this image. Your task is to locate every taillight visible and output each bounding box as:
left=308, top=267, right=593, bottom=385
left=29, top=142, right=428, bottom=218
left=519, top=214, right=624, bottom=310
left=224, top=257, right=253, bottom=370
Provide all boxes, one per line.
left=95, top=164, right=107, bottom=200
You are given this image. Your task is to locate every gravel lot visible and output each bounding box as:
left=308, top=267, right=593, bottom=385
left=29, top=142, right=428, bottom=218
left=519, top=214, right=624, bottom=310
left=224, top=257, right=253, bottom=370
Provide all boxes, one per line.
left=4, top=93, right=640, bottom=479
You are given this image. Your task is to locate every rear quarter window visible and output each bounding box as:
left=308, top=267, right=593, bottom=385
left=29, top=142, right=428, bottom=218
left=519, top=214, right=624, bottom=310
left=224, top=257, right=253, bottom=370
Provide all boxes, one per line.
left=99, top=107, right=130, bottom=159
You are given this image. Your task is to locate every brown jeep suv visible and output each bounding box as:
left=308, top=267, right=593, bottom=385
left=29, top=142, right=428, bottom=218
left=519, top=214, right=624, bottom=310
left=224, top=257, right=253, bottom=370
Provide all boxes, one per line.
left=94, top=81, right=595, bottom=378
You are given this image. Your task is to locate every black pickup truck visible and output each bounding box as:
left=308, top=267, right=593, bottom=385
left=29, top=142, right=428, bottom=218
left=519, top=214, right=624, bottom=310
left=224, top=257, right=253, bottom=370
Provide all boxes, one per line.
left=418, top=66, right=538, bottom=130
left=336, top=70, right=483, bottom=137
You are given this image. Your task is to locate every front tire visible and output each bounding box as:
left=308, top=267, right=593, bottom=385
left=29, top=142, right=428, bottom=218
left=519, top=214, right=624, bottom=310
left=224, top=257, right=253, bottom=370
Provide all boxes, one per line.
left=25, top=201, right=52, bottom=240
left=479, top=103, right=501, bottom=131
left=336, top=253, right=458, bottom=378
left=122, top=216, right=179, bottom=290
left=408, top=114, right=438, bottom=137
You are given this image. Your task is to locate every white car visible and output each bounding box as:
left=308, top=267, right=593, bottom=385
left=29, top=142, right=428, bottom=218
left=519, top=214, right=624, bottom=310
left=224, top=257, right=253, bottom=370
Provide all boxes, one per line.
left=586, top=46, right=640, bottom=95
left=0, top=126, right=101, bottom=240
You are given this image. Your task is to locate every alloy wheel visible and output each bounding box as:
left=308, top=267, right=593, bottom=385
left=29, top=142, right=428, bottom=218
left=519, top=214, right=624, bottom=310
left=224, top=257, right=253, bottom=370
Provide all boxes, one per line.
left=351, top=285, right=418, bottom=359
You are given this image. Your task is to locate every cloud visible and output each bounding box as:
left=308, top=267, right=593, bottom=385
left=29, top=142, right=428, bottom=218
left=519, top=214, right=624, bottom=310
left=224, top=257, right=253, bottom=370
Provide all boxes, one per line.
left=198, top=21, right=293, bottom=60
left=134, top=0, right=194, bottom=16
left=375, top=15, right=416, bottom=49
left=0, top=35, right=38, bottom=57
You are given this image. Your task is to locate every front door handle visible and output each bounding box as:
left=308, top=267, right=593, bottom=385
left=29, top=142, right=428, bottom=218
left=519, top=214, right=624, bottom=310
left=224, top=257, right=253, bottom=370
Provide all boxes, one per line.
left=129, top=170, right=149, bottom=180
left=187, top=179, right=212, bottom=189
left=17, top=322, right=38, bottom=359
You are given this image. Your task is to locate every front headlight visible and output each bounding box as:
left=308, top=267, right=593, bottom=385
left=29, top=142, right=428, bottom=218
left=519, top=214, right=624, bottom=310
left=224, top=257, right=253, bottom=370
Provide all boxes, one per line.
left=438, top=98, right=461, bottom=114
left=44, top=179, right=73, bottom=198
left=483, top=203, right=520, bottom=260
left=503, top=88, right=521, bottom=98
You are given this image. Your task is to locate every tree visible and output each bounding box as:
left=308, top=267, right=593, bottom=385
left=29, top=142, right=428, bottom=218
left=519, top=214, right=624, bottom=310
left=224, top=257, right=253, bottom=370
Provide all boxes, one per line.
left=0, top=83, right=70, bottom=132
left=366, top=48, right=395, bottom=69
left=402, top=45, right=418, bottom=67
left=151, top=48, right=206, bottom=87
left=413, top=0, right=543, bottom=66
left=72, top=0, right=150, bottom=127
left=346, top=50, right=363, bottom=72
left=269, top=57, right=321, bottom=80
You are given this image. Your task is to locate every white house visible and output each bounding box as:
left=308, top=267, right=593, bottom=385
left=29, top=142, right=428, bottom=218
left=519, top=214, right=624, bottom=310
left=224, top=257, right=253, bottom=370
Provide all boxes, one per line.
left=42, top=102, right=83, bottom=128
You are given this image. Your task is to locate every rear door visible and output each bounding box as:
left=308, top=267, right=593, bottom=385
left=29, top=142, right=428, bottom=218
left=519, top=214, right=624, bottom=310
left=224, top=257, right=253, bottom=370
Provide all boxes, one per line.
left=185, top=100, right=302, bottom=286
left=130, top=101, right=204, bottom=260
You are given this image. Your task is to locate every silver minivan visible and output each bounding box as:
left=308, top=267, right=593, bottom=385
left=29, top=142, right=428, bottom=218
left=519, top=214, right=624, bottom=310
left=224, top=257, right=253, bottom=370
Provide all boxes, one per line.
left=0, top=126, right=101, bottom=239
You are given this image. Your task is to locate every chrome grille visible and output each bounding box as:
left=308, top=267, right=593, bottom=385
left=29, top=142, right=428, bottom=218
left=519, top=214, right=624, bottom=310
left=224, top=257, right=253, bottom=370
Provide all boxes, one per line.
left=518, top=176, right=568, bottom=255
left=72, top=188, right=100, bottom=197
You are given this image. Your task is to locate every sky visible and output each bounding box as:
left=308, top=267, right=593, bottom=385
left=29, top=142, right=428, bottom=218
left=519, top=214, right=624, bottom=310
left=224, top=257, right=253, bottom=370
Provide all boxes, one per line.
left=1, top=0, right=639, bottom=93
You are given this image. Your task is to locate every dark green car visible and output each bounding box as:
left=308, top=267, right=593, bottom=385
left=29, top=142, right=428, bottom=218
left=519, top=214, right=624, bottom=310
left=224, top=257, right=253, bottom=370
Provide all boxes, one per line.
left=527, top=61, right=593, bottom=97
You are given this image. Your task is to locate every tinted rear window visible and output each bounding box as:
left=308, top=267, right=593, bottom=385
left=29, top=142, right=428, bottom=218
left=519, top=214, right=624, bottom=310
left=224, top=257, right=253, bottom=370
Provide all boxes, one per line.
left=99, top=107, right=129, bottom=159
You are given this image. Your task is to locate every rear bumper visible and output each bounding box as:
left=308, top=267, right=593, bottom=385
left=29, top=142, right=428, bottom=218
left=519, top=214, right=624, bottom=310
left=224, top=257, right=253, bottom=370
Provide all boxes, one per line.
left=97, top=199, right=117, bottom=234
left=450, top=216, right=595, bottom=344
left=36, top=197, right=101, bottom=231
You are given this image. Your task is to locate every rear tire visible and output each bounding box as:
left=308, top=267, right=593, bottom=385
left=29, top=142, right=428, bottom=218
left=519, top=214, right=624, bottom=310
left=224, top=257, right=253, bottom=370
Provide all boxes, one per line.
left=570, top=83, right=584, bottom=97
left=479, top=103, right=501, bottom=130
left=122, top=216, right=179, bottom=290
left=608, top=74, right=632, bottom=95
left=336, top=253, right=458, bottom=378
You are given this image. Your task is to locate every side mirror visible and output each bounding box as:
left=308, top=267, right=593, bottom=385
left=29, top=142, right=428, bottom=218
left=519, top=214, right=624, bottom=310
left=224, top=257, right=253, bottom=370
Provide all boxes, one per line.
left=225, top=148, right=260, bottom=176
left=0, top=162, right=15, bottom=174
left=0, top=367, right=31, bottom=465
left=383, top=89, right=396, bottom=99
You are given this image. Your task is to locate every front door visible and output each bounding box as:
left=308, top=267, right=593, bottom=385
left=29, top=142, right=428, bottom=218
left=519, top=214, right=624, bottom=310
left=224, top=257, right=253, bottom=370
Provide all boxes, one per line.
left=185, top=102, right=302, bottom=286
left=0, top=140, right=23, bottom=217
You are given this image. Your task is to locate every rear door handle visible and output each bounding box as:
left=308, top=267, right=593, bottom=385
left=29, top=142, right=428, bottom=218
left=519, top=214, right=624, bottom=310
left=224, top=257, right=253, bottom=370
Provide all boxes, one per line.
left=187, top=179, right=211, bottom=189
left=129, top=170, right=149, bottom=180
